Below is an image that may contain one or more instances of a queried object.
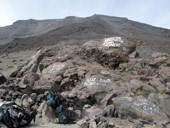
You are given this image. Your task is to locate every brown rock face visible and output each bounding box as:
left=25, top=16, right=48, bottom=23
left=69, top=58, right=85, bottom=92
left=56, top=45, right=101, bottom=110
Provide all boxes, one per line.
left=41, top=103, right=57, bottom=122
left=23, top=72, right=40, bottom=85
left=33, top=78, right=52, bottom=93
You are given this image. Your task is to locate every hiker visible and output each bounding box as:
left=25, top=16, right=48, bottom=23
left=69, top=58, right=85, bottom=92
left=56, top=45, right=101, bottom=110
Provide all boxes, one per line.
left=0, top=104, right=37, bottom=128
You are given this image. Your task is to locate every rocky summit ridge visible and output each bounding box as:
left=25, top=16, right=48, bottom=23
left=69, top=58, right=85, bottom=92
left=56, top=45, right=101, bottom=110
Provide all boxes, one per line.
left=0, top=37, right=170, bottom=128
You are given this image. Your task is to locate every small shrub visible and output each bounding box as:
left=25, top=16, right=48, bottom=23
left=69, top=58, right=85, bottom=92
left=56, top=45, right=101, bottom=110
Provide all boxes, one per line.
left=138, top=114, right=153, bottom=122
left=160, top=90, right=165, bottom=94
left=9, top=71, right=17, bottom=78
left=7, top=65, right=14, bottom=69
left=152, top=100, right=157, bottom=104
left=135, top=90, right=149, bottom=96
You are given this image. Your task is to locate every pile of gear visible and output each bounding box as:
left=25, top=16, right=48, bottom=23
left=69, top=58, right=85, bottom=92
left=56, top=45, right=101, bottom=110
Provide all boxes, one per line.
left=44, top=91, right=75, bottom=124
left=0, top=103, right=37, bottom=128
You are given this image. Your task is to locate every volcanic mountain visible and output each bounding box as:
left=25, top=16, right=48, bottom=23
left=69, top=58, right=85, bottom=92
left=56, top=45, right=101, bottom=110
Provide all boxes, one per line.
left=0, top=14, right=170, bottom=57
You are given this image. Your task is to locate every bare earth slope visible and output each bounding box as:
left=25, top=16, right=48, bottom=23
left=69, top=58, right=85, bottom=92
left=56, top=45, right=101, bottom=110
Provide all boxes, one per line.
left=0, top=15, right=170, bottom=58
left=0, top=16, right=84, bottom=45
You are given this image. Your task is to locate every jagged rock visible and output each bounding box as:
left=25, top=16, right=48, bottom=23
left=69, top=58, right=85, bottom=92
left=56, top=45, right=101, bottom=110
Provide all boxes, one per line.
left=84, top=104, right=91, bottom=109
left=21, top=94, right=28, bottom=101
left=21, top=86, right=33, bottom=95
left=100, top=93, right=115, bottom=107
left=22, top=72, right=40, bottom=86
left=79, top=39, right=129, bottom=69
left=83, top=106, right=105, bottom=119
left=37, top=101, right=46, bottom=113
left=77, top=119, right=89, bottom=128
left=129, top=80, right=156, bottom=94
left=22, top=98, right=31, bottom=108
left=21, top=94, right=31, bottom=108
left=166, top=123, right=170, bottom=128
left=33, top=78, right=51, bottom=93
left=19, top=83, right=27, bottom=89
left=132, top=121, right=143, bottom=128
left=42, top=62, right=66, bottom=80
left=30, top=93, right=37, bottom=101
left=148, top=93, right=170, bottom=117
left=152, top=52, right=168, bottom=58
left=41, top=103, right=56, bottom=122
left=167, top=82, right=170, bottom=89
left=15, top=49, right=45, bottom=77
left=149, top=56, right=167, bottom=67
left=8, top=91, right=13, bottom=96
left=78, top=69, right=86, bottom=79
left=15, top=98, right=22, bottom=106
left=27, top=97, right=34, bottom=105
left=83, top=76, right=119, bottom=95
left=104, top=105, right=117, bottom=117
left=89, top=119, right=97, bottom=128
left=5, top=95, right=12, bottom=101
left=0, top=89, right=7, bottom=97
left=55, top=75, right=62, bottom=83
left=75, top=110, right=82, bottom=119
left=149, top=77, right=166, bottom=92
left=60, top=77, right=70, bottom=86
left=129, top=51, right=139, bottom=58
left=19, top=72, right=39, bottom=89
left=0, top=72, right=6, bottom=85
left=31, top=104, right=39, bottom=111
left=13, top=91, right=22, bottom=97
left=37, top=94, right=44, bottom=102
left=159, top=66, right=170, bottom=82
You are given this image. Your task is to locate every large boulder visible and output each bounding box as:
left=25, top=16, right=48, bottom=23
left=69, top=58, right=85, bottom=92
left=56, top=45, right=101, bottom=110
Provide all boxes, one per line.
left=33, top=78, right=52, bottom=93
left=148, top=93, right=170, bottom=117
left=114, top=96, right=169, bottom=126
left=149, top=77, right=166, bottom=93
left=23, top=72, right=40, bottom=86
left=42, top=62, right=66, bottom=80
left=129, top=80, right=156, bottom=94
left=41, top=103, right=57, bottom=122
left=159, top=66, right=170, bottom=83
left=15, top=49, right=45, bottom=77
left=0, top=89, right=7, bottom=98
left=19, top=72, right=40, bottom=88
left=78, top=38, right=130, bottom=69
left=21, top=94, right=31, bottom=108
left=82, top=106, right=105, bottom=119
left=83, top=76, right=121, bottom=95
left=0, top=72, right=6, bottom=85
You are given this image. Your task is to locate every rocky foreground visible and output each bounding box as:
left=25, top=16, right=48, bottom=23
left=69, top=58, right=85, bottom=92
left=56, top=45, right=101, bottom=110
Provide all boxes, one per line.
left=0, top=37, right=170, bottom=128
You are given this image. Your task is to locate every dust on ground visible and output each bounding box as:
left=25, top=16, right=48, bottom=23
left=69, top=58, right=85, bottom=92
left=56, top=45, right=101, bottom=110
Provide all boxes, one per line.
left=0, top=50, right=36, bottom=77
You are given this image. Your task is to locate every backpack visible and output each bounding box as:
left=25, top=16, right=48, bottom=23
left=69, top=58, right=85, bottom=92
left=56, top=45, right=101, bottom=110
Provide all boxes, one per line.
left=56, top=105, right=75, bottom=124
left=0, top=104, right=37, bottom=128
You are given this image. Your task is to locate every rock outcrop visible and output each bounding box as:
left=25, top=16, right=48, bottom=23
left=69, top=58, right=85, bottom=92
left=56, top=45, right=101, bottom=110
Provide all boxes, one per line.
left=1, top=37, right=170, bottom=128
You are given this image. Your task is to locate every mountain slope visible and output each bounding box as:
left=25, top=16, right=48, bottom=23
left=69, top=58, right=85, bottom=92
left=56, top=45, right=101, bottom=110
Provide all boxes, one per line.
left=0, top=15, right=170, bottom=57
left=0, top=16, right=84, bottom=45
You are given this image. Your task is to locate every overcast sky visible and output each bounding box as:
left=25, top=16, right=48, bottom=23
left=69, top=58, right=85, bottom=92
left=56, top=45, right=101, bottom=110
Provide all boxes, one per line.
left=0, top=0, right=170, bottom=29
